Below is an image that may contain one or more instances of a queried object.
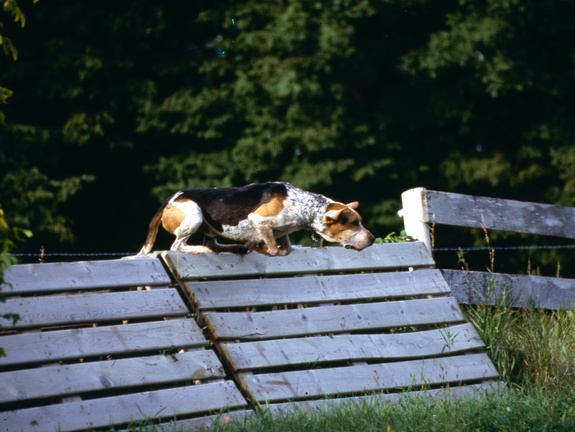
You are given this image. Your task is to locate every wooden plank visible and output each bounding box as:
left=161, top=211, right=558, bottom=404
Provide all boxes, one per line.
left=425, top=190, right=575, bottom=239
left=188, top=269, right=450, bottom=309
left=0, top=288, right=188, bottom=329
left=221, top=323, right=483, bottom=370
left=205, top=297, right=464, bottom=341
left=268, top=381, right=505, bottom=416
left=1, top=381, right=247, bottom=432
left=442, top=269, right=575, bottom=309
left=162, top=243, right=434, bottom=281
left=0, top=257, right=171, bottom=295
left=0, top=319, right=206, bottom=367
left=242, top=353, right=498, bottom=402
left=0, top=350, right=224, bottom=404
left=158, top=381, right=503, bottom=431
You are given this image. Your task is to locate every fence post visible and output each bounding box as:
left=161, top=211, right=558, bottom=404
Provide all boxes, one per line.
left=399, top=187, right=432, bottom=252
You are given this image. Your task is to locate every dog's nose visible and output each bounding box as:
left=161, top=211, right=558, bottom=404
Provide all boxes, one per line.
left=353, top=232, right=375, bottom=251
left=366, top=232, right=375, bottom=246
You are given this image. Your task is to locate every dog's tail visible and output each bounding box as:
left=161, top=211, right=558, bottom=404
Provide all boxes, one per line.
left=137, top=204, right=166, bottom=256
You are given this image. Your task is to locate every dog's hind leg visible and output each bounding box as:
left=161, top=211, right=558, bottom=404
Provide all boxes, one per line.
left=169, top=201, right=213, bottom=254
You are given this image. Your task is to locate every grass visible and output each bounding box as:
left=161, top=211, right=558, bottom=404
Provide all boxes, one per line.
left=214, top=388, right=575, bottom=432
left=121, top=386, right=575, bottom=432
left=464, top=300, right=575, bottom=390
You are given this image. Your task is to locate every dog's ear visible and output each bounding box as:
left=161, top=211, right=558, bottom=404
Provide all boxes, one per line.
left=346, top=201, right=359, bottom=209
left=323, top=208, right=344, bottom=224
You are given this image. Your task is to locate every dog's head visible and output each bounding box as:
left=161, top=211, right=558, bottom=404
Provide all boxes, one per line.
left=318, top=202, right=375, bottom=251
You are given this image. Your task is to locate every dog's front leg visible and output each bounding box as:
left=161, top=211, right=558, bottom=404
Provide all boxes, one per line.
left=276, top=235, right=293, bottom=255
left=247, top=214, right=289, bottom=256
left=249, top=234, right=293, bottom=256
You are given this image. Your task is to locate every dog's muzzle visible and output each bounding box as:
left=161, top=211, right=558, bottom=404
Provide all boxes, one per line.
left=345, top=233, right=375, bottom=251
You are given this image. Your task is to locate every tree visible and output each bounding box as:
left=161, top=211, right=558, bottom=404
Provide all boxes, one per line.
left=400, top=0, right=575, bottom=204
left=1, top=0, right=94, bottom=249
left=1, top=0, right=25, bottom=119
left=1, top=0, right=36, bottom=355
left=0, top=0, right=574, bottom=275
left=136, top=0, right=426, bottom=233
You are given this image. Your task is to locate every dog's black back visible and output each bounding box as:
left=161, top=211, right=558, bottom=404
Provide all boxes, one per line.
left=177, top=182, right=288, bottom=229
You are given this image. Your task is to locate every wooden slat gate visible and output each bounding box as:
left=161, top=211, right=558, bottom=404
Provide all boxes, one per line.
left=0, top=259, right=247, bottom=432
left=400, top=187, right=575, bottom=309
left=1, top=243, right=501, bottom=432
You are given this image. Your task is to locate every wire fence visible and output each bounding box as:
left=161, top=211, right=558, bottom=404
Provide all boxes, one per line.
left=9, top=243, right=575, bottom=259
left=11, top=252, right=136, bottom=258
left=433, top=244, right=575, bottom=252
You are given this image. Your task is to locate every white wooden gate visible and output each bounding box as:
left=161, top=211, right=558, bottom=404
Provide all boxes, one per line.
left=400, top=187, right=575, bottom=309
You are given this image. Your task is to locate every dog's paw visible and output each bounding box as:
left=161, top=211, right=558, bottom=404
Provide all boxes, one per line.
left=227, top=245, right=250, bottom=255
left=248, top=243, right=291, bottom=257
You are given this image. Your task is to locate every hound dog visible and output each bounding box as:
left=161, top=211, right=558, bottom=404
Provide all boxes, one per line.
left=138, top=182, right=375, bottom=256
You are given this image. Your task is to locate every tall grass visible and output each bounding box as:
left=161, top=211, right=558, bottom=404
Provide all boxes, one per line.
left=204, top=387, right=575, bottom=432
left=464, top=299, right=575, bottom=390
left=119, top=386, right=575, bottom=432
left=461, top=227, right=575, bottom=391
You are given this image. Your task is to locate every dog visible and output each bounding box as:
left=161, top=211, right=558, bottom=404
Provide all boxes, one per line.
left=138, top=182, right=375, bottom=257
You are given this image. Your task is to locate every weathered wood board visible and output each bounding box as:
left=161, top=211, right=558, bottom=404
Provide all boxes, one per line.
left=0, top=319, right=206, bottom=367
left=424, top=189, right=575, bottom=239
left=186, top=268, right=450, bottom=309
left=442, top=269, right=575, bottom=309
left=0, top=350, right=224, bottom=404
left=242, top=353, right=498, bottom=402
left=222, top=323, right=484, bottom=369
left=162, top=243, right=434, bottom=280
left=265, top=382, right=504, bottom=417
left=205, top=297, right=464, bottom=341
left=3, top=381, right=247, bottom=432
left=163, top=244, right=500, bottom=406
left=0, top=288, right=188, bottom=329
left=155, top=381, right=504, bottom=432
left=0, top=258, right=249, bottom=432
left=0, top=257, right=171, bottom=294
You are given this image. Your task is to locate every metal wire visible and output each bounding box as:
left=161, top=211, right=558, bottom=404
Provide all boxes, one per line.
left=11, top=252, right=136, bottom=258
left=9, top=244, right=575, bottom=258
left=434, top=244, right=575, bottom=252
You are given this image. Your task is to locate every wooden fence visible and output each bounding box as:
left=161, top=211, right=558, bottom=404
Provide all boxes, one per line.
left=0, top=258, right=247, bottom=432
left=400, top=188, right=575, bottom=309
left=1, top=243, right=500, bottom=432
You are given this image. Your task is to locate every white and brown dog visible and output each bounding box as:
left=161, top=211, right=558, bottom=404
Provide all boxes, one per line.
left=138, top=182, right=375, bottom=256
